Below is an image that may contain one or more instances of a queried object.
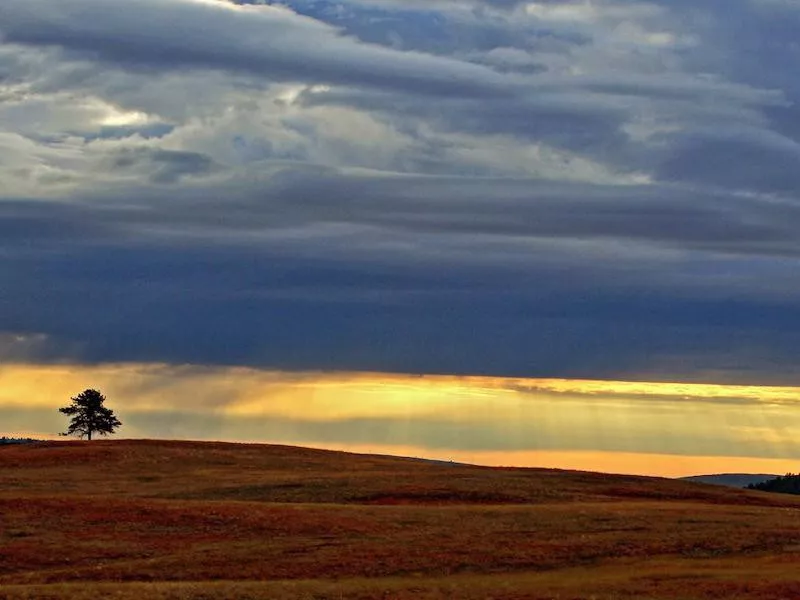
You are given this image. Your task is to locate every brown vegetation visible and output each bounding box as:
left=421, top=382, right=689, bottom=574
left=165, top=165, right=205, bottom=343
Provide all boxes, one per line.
left=1, top=439, right=799, bottom=599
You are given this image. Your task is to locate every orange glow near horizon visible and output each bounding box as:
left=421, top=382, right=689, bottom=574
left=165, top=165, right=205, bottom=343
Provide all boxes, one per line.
left=2, top=362, right=800, bottom=478
left=295, top=443, right=800, bottom=478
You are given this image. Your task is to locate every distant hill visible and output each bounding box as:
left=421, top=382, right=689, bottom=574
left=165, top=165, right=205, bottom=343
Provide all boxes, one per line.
left=680, top=474, right=779, bottom=488
left=747, top=473, right=800, bottom=495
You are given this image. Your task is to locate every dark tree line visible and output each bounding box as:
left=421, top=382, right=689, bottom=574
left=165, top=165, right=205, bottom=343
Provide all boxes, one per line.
left=747, top=473, right=800, bottom=495
left=0, top=437, right=37, bottom=445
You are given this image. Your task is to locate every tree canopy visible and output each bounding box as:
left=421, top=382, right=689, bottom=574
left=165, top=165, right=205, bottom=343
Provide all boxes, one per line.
left=59, top=389, right=122, bottom=441
left=747, top=473, right=800, bottom=496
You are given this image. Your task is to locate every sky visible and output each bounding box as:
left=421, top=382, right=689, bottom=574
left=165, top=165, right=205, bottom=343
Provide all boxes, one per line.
left=2, top=0, right=800, bottom=476
left=3, top=364, right=800, bottom=477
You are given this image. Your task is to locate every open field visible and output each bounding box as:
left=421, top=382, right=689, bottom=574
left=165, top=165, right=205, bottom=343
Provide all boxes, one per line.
left=2, top=440, right=800, bottom=599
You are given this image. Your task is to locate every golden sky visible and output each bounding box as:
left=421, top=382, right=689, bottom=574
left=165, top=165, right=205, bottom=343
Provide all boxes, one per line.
left=2, top=362, right=799, bottom=477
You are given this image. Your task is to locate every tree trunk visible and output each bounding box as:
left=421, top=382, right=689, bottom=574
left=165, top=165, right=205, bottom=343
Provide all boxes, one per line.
left=87, top=430, right=92, bottom=441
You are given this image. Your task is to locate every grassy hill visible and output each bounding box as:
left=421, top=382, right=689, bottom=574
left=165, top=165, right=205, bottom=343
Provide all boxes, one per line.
left=2, top=439, right=800, bottom=599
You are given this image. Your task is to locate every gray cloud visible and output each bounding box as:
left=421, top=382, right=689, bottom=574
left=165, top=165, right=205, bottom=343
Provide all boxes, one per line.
left=106, top=147, right=220, bottom=183
left=0, top=0, right=516, bottom=99
left=6, top=166, right=800, bottom=265
left=1, top=0, right=800, bottom=384
left=3, top=170, right=800, bottom=383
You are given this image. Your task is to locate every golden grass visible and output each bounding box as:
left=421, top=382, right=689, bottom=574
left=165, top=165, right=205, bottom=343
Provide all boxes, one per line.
left=2, top=439, right=800, bottom=599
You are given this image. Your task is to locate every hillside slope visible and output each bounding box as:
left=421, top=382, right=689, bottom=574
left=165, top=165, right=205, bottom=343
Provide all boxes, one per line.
left=0, top=439, right=792, bottom=505
left=2, top=439, right=800, bottom=600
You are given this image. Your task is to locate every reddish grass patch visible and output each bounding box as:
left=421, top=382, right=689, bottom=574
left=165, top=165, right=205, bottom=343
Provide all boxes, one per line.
left=2, top=440, right=800, bottom=599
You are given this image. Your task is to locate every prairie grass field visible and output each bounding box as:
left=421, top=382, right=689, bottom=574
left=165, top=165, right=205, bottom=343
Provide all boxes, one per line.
left=2, top=440, right=799, bottom=599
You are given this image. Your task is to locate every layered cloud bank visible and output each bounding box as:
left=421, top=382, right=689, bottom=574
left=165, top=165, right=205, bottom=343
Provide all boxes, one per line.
left=1, top=0, right=800, bottom=382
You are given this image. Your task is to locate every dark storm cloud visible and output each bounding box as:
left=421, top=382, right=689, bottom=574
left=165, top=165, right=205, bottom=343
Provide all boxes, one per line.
left=0, top=0, right=515, bottom=99
left=107, top=147, right=220, bottom=183
left=3, top=167, right=800, bottom=383
left=262, top=0, right=557, bottom=56
left=5, top=170, right=800, bottom=258
left=298, top=87, right=631, bottom=158
left=292, top=77, right=782, bottom=175
left=658, top=129, right=800, bottom=194
left=2, top=0, right=800, bottom=384
left=625, top=0, right=800, bottom=192
left=251, top=172, right=800, bottom=254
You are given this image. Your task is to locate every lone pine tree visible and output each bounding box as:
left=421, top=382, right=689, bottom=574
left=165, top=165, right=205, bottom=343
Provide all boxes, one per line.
left=59, top=389, right=122, bottom=441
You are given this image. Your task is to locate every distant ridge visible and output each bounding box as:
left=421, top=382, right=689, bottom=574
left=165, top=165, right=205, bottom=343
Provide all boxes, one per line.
left=680, top=473, right=778, bottom=488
